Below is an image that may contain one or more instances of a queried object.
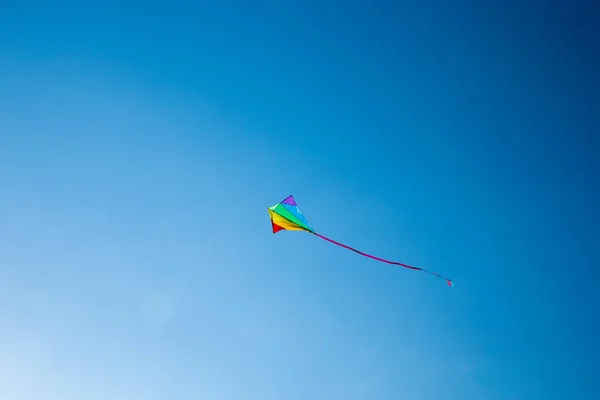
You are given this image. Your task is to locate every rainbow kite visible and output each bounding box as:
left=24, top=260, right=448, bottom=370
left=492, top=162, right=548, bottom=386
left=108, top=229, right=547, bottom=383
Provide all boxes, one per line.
left=268, top=195, right=453, bottom=286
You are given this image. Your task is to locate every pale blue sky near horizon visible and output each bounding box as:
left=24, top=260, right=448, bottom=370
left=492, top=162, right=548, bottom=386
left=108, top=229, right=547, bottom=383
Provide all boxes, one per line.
left=1, top=1, right=599, bottom=399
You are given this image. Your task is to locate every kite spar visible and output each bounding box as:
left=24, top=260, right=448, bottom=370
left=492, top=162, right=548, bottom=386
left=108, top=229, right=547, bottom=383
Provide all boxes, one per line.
left=268, top=195, right=453, bottom=286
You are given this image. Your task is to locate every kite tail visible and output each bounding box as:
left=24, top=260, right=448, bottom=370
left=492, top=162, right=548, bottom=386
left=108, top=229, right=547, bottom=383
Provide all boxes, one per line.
left=314, top=233, right=453, bottom=287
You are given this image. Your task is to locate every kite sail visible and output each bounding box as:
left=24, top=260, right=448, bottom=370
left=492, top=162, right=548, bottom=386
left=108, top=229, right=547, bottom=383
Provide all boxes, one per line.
left=268, top=195, right=453, bottom=286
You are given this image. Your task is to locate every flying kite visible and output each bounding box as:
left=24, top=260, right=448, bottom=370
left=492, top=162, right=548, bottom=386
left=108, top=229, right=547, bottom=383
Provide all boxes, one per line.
left=268, top=195, right=453, bottom=286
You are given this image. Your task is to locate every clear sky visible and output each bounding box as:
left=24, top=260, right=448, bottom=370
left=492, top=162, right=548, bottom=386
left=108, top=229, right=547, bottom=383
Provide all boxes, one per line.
left=1, top=1, right=599, bottom=399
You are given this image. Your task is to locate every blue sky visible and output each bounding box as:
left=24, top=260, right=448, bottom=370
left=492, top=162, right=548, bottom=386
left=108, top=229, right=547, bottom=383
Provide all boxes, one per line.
left=1, top=1, right=599, bottom=399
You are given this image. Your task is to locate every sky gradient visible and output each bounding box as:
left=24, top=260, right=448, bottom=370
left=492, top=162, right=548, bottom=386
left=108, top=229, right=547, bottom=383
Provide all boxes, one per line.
left=1, top=1, right=599, bottom=399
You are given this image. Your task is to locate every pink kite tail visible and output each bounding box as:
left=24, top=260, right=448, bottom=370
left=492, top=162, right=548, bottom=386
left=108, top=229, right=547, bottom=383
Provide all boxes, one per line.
left=314, top=232, right=453, bottom=286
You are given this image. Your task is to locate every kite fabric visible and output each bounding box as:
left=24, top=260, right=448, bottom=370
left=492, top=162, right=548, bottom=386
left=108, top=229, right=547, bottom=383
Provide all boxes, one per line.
left=268, top=195, right=453, bottom=287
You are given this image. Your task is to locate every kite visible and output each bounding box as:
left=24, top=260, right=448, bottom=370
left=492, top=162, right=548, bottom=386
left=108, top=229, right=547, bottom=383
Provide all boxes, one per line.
left=267, top=195, right=453, bottom=286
